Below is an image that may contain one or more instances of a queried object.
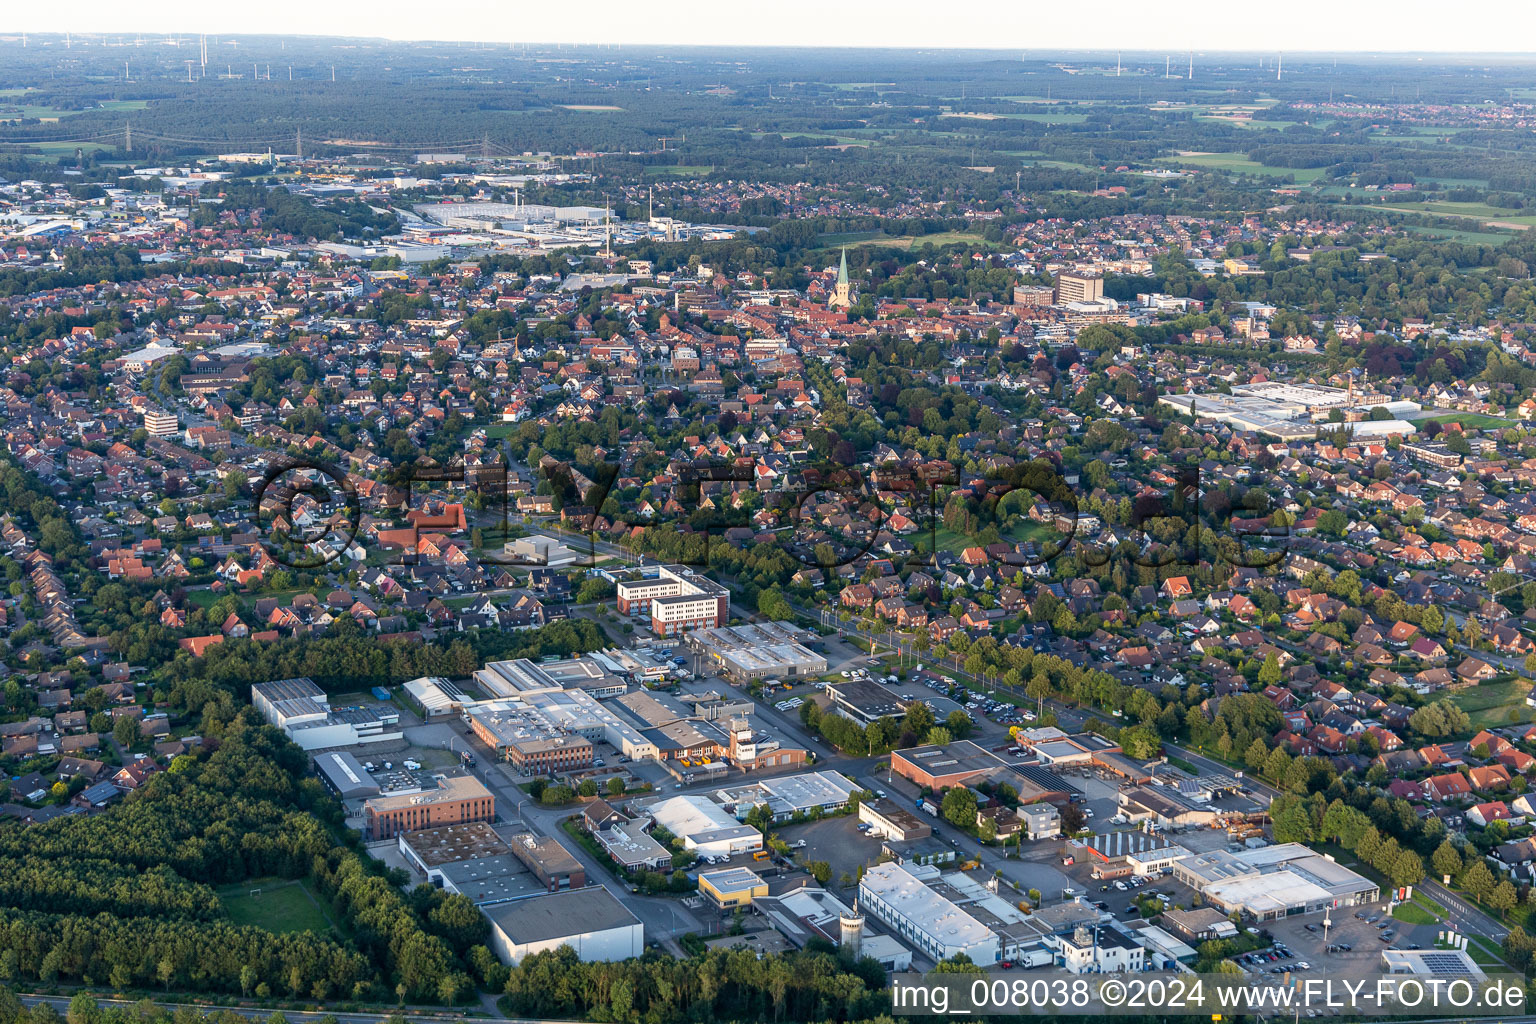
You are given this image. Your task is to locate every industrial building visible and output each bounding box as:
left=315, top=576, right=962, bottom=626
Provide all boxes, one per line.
left=715, top=770, right=861, bottom=821
left=483, top=886, right=644, bottom=966
left=1172, top=844, right=1378, bottom=921
left=403, top=676, right=469, bottom=717
left=465, top=686, right=649, bottom=767
left=312, top=750, right=381, bottom=801
left=754, top=886, right=912, bottom=970
left=857, top=861, right=998, bottom=965
left=474, top=657, right=626, bottom=699
left=684, top=622, right=827, bottom=681
left=252, top=677, right=402, bottom=751
left=825, top=678, right=909, bottom=725
left=399, top=822, right=510, bottom=873
left=508, top=832, right=585, bottom=891
left=859, top=798, right=932, bottom=842
left=364, top=774, right=495, bottom=840
left=1158, top=382, right=1418, bottom=441
left=892, top=740, right=1004, bottom=789
left=637, top=794, right=763, bottom=858
left=465, top=698, right=596, bottom=772
left=613, top=564, right=729, bottom=636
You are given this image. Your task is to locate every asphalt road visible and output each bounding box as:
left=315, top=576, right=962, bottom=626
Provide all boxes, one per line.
left=15, top=993, right=577, bottom=1024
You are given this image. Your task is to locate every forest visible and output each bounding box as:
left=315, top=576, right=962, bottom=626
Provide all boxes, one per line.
left=0, top=714, right=488, bottom=1003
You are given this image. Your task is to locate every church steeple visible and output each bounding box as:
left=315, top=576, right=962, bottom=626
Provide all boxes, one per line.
left=830, top=246, right=853, bottom=309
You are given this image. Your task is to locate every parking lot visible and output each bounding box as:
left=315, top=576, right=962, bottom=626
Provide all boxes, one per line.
left=776, top=814, right=885, bottom=890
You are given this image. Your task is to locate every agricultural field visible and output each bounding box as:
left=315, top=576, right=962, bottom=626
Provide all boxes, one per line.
left=1153, top=152, right=1326, bottom=182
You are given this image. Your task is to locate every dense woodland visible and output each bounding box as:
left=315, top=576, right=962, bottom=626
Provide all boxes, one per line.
left=0, top=716, right=482, bottom=1003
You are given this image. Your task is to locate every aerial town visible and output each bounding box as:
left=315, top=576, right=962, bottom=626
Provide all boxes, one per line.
left=0, top=25, right=1532, bottom=1024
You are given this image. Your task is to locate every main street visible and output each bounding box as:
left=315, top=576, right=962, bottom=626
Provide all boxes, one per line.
left=15, top=993, right=576, bottom=1024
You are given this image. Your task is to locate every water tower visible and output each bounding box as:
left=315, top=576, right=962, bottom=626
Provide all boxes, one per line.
left=839, top=900, right=865, bottom=957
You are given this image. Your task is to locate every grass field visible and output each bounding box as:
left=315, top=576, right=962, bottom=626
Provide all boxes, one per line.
left=819, top=229, right=988, bottom=250
left=1153, top=153, right=1325, bottom=182
left=1391, top=901, right=1437, bottom=925
left=1449, top=677, right=1533, bottom=729
left=1378, top=200, right=1536, bottom=229
left=644, top=165, right=713, bottom=177
left=1403, top=224, right=1514, bottom=245
left=1414, top=411, right=1518, bottom=430
left=219, top=879, right=333, bottom=934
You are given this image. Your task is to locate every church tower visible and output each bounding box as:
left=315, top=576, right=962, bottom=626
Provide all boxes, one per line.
left=829, top=247, right=853, bottom=310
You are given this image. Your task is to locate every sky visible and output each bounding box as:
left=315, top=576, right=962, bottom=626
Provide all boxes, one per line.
left=8, top=0, right=1536, bottom=54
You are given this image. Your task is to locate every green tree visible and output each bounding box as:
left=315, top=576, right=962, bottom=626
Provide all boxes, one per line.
left=1431, top=840, right=1462, bottom=881
left=941, top=787, right=978, bottom=829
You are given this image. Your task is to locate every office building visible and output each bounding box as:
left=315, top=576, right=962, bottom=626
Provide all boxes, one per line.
left=1054, top=271, right=1103, bottom=304
left=613, top=564, right=729, bottom=636
left=1056, top=924, right=1145, bottom=974
left=859, top=798, right=932, bottom=842
left=484, top=887, right=644, bottom=966
left=698, top=867, right=769, bottom=909
left=143, top=408, right=179, bottom=438
left=364, top=775, right=495, bottom=840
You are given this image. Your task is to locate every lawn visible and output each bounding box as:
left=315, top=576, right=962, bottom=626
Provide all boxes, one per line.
left=219, top=878, right=333, bottom=935
left=1449, top=677, right=1533, bottom=729
left=1380, top=200, right=1536, bottom=229
left=1391, top=901, right=1437, bottom=925
left=1467, top=934, right=1510, bottom=967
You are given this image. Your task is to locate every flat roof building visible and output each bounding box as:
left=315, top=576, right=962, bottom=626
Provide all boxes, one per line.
left=1172, top=844, right=1378, bottom=921
left=684, top=623, right=827, bottom=681
left=859, top=798, right=932, bottom=842
left=399, top=822, right=509, bottom=873
left=858, top=861, right=998, bottom=965
left=507, top=832, right=584, bottom=891
left=826, top=678, right=908, bottom=725
left=892, top=740, right=1001, bottom=789
left=484, top=886, right=644, bottom=966
left=613, top=564, right=729, bottom=637
left=313, top=750, right=380, bottom=801
left=437, top=856, right=548, bottom=906
left=364, top=775, right=495, bottom=840
left=698, top=867, right=769, bottom=909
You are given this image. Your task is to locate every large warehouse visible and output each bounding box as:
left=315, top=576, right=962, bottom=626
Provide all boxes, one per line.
left=252, top=677, right=402, bottom=751
left=638, top=794, right=763, bottom=857
left=858, top=861, right=998, bottom=965
left=1172, top=844, right=1378, bottom=921
left=685, top=623, right=827, bottom=681
left=483, top=887, right=644, bottom=965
